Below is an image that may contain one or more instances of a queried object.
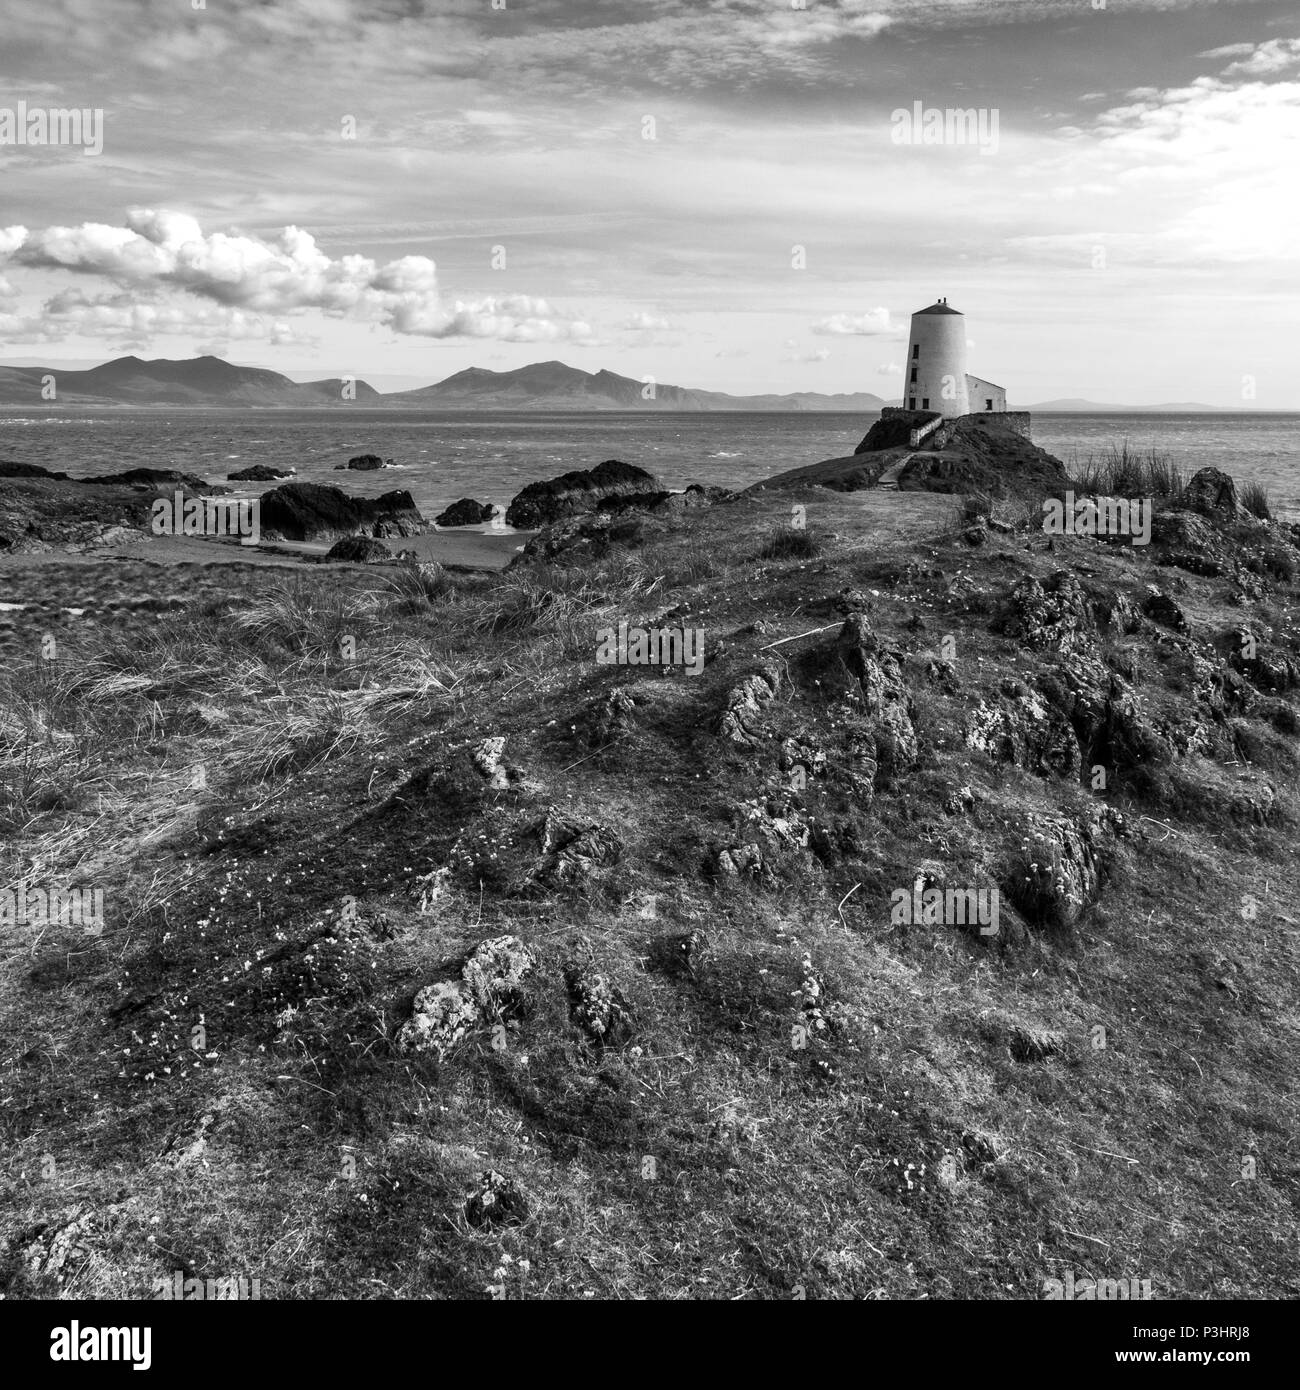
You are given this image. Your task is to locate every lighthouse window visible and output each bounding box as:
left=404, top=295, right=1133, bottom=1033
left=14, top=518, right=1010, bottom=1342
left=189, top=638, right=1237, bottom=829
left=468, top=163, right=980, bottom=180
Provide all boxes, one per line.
left=921, top=398, right=929, bottom=410
left=909, top=368, right=918, bottom=384
left=908, top=397, right=916, bottom=410
left=912, top=345, right=919, bottom=360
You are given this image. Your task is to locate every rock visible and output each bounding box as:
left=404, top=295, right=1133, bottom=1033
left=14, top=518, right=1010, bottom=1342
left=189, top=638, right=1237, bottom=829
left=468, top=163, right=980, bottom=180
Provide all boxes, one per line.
left=1177, top=467, right=1247, bottom=520
left=997, top=570, right=1096, bottom=655
left=227, top=464, right=292, bottom=481
left=963, top=688, right=1081, bottom=779
left=397, top=935, right=535, bottom=1058
left=0, top=460, right=70, bottom=480
left=465, top=1170, right=529, bottom=1228
left=325, top=535, right=392, bottom=563
left=257, top=482, right=428, bottom=542
left=505, top=459, right=662, bottom=529
left=719, top=669, right=779, bottom=744
left=1143, top=586, right=1189, bottom=634
left=511, top=509, right=667, bottom=564
left=564, top=952, right=635, bottom=1045
left=1006, top=808, right=1125, bottom=929
left=435, top=498, right=494, bottom=527
left=576, top=687, right=637, bottom=748
left=533, top=812, right=623, bottom=885
left=829, top=614, right=917, bottom=777
left=82, top=467, right=221, bottom=491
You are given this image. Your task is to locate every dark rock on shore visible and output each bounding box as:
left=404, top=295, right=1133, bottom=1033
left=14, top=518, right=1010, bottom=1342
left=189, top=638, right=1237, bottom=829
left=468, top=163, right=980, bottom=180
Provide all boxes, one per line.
left=82, top=467, right=221, bottom=491
left=435, top=498, right=495, bottom=527
left=228, top=464, right=293, bottom=482
left=257, top=482, right=428, bottom=543
left=325, top=535, right=392, bottom=563
left=0, top=460, right=71, bottom=480
left=505, top=459, right=662, bottom=529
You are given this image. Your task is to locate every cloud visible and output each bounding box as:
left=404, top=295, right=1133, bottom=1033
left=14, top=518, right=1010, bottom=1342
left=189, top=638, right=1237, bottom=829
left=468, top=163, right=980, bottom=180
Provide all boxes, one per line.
left=0, top=227, right=28, bottom=259
left=1219, top=38, right=1300, bottom=79
left=876, top=362, right=901, bottom=375
left=811, top=308, right=895, bottom=336
left=10, top=208, right=594, bottom=341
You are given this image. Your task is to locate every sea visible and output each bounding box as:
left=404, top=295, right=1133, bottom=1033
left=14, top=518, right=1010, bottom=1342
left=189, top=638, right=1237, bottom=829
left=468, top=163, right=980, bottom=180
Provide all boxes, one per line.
left=1, top=409, right=1296, bottom=525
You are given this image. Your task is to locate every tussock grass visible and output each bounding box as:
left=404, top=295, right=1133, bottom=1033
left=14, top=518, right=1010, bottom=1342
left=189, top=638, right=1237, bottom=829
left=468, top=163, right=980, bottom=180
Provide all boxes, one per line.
left=1070, top=441, right=1185, bottom=498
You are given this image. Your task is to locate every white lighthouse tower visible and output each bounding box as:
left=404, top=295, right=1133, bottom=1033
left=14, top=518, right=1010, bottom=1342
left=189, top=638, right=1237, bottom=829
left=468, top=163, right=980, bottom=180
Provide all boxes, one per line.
left=904, top=298, right=969, bottom=417
left=901, top=297, right=1009, bottom=419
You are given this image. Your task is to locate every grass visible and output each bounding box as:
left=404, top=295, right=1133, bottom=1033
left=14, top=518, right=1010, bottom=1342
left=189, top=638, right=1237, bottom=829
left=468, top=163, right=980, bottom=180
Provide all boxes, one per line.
left=1070, top=441, right=1186, bottom=498
left=2, top=471, right=1300, bottom=1301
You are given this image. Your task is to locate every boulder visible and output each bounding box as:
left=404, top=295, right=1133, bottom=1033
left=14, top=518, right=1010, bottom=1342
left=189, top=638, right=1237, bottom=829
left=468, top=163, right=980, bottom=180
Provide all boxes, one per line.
left=397, top=935, right=535, bottom=1058
left=505, top=458, right=662, bottom=529
left=435, top=497, right=495, bottom=527
left=1177, top=467, right=1247, bottom=520
left=257, top=482, right=428, bottom=542
left=228, top=464, right=292, bottom=482
left=325, top=535, right=392, bottom=563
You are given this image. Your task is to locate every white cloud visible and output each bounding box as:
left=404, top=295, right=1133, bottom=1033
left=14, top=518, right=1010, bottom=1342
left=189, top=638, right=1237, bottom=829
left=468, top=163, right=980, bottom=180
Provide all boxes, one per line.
left=0, top=226, right=28, bottom=259
left=876, top=362, right=901, bottom=375
left=11, top=209, right=594, bottom=341
left=811, top=308, right=895, bottom=336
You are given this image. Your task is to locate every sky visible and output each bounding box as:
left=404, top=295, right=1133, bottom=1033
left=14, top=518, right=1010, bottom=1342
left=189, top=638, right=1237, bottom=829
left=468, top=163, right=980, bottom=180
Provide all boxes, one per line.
left=0, top=0, right=1296, bottom=404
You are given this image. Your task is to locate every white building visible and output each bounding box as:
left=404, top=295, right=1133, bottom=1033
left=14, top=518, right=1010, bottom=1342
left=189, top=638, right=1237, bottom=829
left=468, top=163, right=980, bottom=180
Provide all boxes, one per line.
left=903, top=299, right=1006, bottom=417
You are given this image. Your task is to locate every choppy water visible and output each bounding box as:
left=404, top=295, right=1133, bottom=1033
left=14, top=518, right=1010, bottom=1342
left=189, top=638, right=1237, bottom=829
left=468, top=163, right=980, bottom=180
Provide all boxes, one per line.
left=0, top=409, right=1296, bottom=523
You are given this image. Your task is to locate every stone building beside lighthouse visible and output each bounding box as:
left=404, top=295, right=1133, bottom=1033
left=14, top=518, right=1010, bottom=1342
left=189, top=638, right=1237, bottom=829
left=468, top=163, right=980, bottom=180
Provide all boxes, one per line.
left=904, top=297, right=1006, bottom=416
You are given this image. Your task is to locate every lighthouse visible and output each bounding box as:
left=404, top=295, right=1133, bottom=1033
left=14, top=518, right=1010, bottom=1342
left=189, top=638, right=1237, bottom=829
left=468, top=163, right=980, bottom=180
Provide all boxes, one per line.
left=903, top=298, right=1006, bottom=418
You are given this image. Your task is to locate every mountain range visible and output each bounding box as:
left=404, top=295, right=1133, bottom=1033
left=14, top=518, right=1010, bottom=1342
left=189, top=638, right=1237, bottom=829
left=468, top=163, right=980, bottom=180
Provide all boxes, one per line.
left=0, top=355, right=1237, bottom=412
left=0, top=355, right=886, bottom=411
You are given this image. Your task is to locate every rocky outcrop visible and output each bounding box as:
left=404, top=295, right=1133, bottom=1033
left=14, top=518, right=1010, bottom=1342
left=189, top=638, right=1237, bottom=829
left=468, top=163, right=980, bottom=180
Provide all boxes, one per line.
left=996, top=571, right=1096, bottom=655
left=435, top=498, right=495, bottom=527
left=505, top=459, right=662, bottom=529
left=510, top=509, right=666, bottom=564
left=325, top=535, right=392, bottom=563
left=719, top=669, right=779, bottom=745
left=257, top=482, right=428, bottom=542
left=964, top=684, right=1081, bottom=779
left=1005, top=808, right=1126, bottom=929
left=1177, top=467, right=1248, bottom=520
left=228, top=464, right=293, bottom=481
left=0, top=460, right=71, bottom=480
left=82, top=467, right=220, bottom=491
left=397, top=935, right=535, bottom=1058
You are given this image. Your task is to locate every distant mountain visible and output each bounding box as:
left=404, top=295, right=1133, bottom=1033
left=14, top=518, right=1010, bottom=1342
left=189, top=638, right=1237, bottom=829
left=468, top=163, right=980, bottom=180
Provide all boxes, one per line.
left=0, top=355, right=382, bottom=407
left=0, top=353, right=887, bottom=411
left=1028, top=398, right=1231, bottom=412
left=388, top=360, right=889, bottom=412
